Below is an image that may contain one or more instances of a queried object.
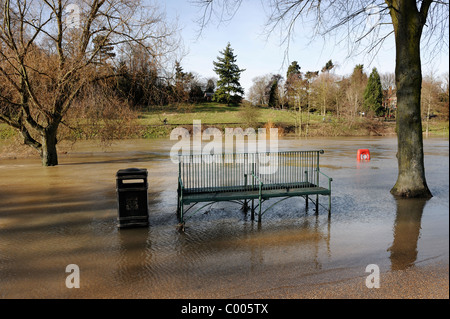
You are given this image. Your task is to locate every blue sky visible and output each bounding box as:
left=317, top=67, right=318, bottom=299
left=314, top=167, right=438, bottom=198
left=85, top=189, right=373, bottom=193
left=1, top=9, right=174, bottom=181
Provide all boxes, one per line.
left=161, top=0, right=449, bottom=96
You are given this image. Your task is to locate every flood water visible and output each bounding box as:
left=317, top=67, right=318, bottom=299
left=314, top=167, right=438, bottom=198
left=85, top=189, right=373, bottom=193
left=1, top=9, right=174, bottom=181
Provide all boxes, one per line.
left=0, top=136, right=448, bottom=298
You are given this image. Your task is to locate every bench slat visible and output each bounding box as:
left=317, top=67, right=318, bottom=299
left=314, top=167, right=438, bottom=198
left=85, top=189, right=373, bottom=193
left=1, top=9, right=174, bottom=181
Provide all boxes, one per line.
left=183, top=187, right=330, bottom=204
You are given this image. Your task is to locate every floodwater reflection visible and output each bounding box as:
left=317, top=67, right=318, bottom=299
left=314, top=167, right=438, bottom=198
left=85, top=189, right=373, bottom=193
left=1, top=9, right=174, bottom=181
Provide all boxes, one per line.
left=389, top=199, right=427, bottom=271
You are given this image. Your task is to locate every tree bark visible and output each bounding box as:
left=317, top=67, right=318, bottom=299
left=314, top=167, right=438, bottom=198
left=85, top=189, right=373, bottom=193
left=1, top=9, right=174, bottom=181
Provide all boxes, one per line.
left=41, top=126, right=59, bottom=167
left=389, top=1, right=432, bottom=198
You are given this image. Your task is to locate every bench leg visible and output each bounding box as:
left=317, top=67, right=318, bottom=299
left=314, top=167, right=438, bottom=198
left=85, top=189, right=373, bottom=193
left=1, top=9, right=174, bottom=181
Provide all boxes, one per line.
left=328, top=194, right=331, bottom=215
left=251, top=199, right=255, bottom=221
left=179, top=200, right=184, bottom=224
left=258, top=198, right=262, bottom=223
left=305, top=195, right=309, bottom=210
left=243, top=199, right=248, bottom=212
left=315, top=194, right=319, bottom=213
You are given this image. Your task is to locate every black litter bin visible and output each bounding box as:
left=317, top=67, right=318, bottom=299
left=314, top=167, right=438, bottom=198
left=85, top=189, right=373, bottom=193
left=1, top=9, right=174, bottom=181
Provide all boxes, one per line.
left=116, top=168, right=149, bottom=228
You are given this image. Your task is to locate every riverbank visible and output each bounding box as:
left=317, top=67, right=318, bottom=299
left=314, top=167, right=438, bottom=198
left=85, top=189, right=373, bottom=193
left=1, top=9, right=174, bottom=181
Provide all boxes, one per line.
left=1, top=103, right=448, bottom=162
left=1, top=103, right=448, bottom=142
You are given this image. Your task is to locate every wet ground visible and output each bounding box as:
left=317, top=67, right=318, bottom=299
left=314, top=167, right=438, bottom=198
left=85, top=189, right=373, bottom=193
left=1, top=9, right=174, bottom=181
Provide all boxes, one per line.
left=0, top=136, right=448, bottom=298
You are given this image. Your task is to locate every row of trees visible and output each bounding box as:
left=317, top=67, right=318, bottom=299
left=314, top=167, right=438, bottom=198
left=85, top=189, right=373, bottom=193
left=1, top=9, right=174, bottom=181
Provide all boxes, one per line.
left=167, top=43, right=246, bottom=105
left=107, top=43, right=244, bottom=106
left=116, top=57, right=216, bottom=107
left=248, top=61, right=449, bottom=121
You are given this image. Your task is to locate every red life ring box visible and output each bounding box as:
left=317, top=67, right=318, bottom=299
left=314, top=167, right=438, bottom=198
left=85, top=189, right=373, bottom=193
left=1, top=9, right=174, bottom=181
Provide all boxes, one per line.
left=357, top=149, right=370, bottom=161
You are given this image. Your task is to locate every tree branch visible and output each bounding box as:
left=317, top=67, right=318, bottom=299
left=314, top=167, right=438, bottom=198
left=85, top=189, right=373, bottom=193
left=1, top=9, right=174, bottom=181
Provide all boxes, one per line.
left=420, top=0, right=434, bottom=20
left=0, top=111, right=20, bottom=129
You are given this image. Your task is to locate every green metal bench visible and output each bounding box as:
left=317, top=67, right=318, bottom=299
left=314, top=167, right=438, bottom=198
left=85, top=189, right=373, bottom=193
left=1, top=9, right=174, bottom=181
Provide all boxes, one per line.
left=176, top=150, right=332, bottom=224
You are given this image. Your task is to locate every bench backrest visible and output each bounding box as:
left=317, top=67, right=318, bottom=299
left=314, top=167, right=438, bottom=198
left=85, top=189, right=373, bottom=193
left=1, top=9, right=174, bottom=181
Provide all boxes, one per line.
left=178, top=150, right=324, bottom=193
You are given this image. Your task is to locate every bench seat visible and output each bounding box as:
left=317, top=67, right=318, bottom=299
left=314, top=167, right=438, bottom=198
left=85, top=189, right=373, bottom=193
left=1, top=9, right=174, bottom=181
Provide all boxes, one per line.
left=183, top=186, right=330, bottom=204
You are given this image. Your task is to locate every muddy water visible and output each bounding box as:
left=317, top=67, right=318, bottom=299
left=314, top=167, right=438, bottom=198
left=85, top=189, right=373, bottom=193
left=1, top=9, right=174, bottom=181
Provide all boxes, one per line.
left=0, top=136, right=448, bottom=298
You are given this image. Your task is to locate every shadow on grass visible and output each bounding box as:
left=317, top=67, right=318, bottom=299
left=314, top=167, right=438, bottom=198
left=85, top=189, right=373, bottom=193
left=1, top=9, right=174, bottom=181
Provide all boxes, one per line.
left=144, top=102, right=242, bottom=114
left=192, top=104, right=241, bottom=113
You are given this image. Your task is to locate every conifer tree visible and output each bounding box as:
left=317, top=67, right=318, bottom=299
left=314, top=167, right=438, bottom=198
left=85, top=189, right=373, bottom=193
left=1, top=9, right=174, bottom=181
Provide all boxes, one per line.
left=93, top=35, right=116, bottom=64
left=363, top=67, right=384, bottom=116
left=267, top=74, right=282, bottom=108
left=212, top=43, right=245, bottom=104
left=285, top=61, right=302, bottom=103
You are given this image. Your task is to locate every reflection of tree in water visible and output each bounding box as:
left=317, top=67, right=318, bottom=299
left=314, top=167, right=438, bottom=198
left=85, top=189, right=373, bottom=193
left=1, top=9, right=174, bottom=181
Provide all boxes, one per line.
left=388, top=199, right=427, bottom=271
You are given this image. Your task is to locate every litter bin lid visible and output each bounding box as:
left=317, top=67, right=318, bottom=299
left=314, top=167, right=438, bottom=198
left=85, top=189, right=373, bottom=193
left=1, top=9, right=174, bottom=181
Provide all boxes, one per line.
left=116, top=168, right=148, bottom=178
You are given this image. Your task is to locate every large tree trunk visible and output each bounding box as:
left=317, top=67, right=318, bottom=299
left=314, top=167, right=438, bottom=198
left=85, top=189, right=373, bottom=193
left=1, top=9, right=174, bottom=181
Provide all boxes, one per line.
left=41, top=127, right=59, bottom=167
left=390, top=1, right=432, bottom=198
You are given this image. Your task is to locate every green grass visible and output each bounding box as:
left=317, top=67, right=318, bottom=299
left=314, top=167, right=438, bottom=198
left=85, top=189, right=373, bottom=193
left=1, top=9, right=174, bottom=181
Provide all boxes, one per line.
left=140, top=103, right=244, bottom=125
left=138, top=102, right=321, bottom=126
left=423, top=119, right=449, bottom=137
left=137, top=103, right=450, bottom=139
left=0, top=123, right=16, bottom=139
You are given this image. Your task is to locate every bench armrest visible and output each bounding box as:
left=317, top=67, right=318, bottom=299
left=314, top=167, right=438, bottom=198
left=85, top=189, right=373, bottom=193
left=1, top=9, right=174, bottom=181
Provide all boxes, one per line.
left=317, top=169, right=333, bottom=182
left=316, top=169, right=333, bottom=190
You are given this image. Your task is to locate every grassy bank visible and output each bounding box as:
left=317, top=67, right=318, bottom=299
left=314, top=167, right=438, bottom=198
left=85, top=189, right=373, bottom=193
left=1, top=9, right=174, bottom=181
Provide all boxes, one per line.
left=137, top=102, right=448, bottom=138
left=138, top=102, right=301, bottom=126
left=1, top=103, right=449, bottom=140
left=138, top=102, right=388, bottom=138
left=0, top=124, right=16, bottom=140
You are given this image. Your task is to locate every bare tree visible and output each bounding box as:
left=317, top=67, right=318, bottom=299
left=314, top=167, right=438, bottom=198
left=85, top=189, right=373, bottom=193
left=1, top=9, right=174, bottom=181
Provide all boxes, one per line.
left=248, top=74, right=271, bottom=107
left=442, top=71, right=450, bottom=120
left=344, top=64, right=368, bottom=119
left=314, top=70, right=338, bottom=117
left=0, top=0, right=179, bottom=166
left=333, top=76, right=347, bottom=118
left=380, top=72, right=396, bottom=91
left=289, top=74, right=308, bottom=136
left=195, top=0, right=449, bottom=198
left=421, top=70, right=442, bottom=136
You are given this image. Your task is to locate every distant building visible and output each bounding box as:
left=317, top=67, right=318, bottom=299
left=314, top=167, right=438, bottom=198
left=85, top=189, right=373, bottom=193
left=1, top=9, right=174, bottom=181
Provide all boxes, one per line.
left=204, top=92, right=214, bottom=102
left=383, top=86, right=397, bottom=118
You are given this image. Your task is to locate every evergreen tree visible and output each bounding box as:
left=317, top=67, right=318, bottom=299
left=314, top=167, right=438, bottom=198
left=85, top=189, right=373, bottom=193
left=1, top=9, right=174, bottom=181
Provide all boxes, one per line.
left=205, top=78, right=216, bottom=93
left=212, top=43, right=245, bottom=105
left=173, top=61, right=190, bottom=103
left=286, top=61, right=301, bottom=78
left=92, top=35, right=116, bottom=64
left=363, top=67, right=384, bottom=116
left=285, top=61, right=302, bottom=105
left=174, top=61, right=186, bottom=83
left=321, top=60, right=334, bottom=73
left=267, top=74, right=282, bottom=108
